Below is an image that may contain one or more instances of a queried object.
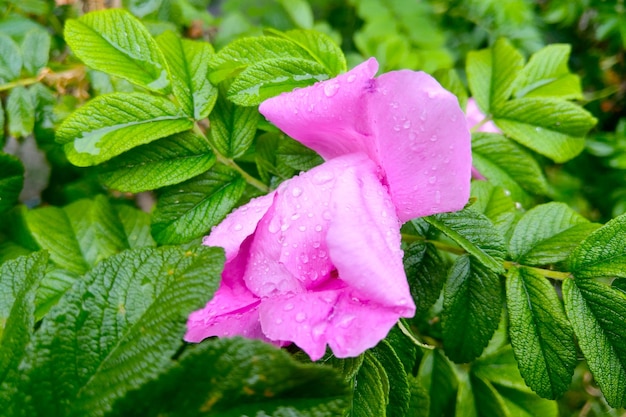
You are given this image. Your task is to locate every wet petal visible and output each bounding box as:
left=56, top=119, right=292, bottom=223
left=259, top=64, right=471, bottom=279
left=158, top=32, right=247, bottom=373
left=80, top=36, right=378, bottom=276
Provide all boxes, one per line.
left=259, top=58, right=379, bottom=161
left=327, top=159, right=415, bottom=314
left=203, top=192, right=276, bottom=261
left=371, top=70, right=472, bottom=221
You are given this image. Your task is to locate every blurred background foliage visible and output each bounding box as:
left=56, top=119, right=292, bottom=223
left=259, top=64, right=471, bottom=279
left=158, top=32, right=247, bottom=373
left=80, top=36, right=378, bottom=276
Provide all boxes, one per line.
left=1, top=0, right=626, bottom=415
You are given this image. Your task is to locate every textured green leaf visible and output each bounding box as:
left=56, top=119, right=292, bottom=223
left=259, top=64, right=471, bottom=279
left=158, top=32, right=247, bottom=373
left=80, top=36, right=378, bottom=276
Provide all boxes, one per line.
left=403, top=242, right=447, bottom=316
left=18, top=245, right=224, bottom=417
left=563, top=279, right=626, bottom=408
left=0, top=34, right=22, bottom=83
left=493, top=98, right=597, bottom=163
left=151, top=165, right=246, bottom=244
left=325, top=354, right=364, bottom=383
left=509, top=202, right=600, bottom=266
left=416, top=349, right=458, bottom=417
left=569, top=213, right=626, bottom=278
left=352, top=351, right=389, bottom=417
left=0, top=154, right=23, bottom=215
left=210, top=36, right=313, bottom=83
left=469, top=181, right=519, bottom=240
left=98, top=132, right=215, bottom=193
left=0, top=252, right=47, bottom=413
left=506, top=267, right=577, bottom=399
left=56, top=93, right=192, bottom=166
left=25, top=195, right=142, bottom=274
left=20, top=28, right=50, bottom=76
left=371, top=341, right=411, bottom=417
left=513, top=44, right=582, bottom=100
left=442, top=255, right=503, bottom=363
left=33, top=268, right=78, bottom=321
left=228, top=58, right=330, bottom=106
left=268, top=29, right=347, bottom=75
left=425, top=207, right=506, bottom=273
left=6, top=86, right=35, bottom=138
left=156, top=31, right=217, bottom=120
left=64, top=9, right=171, bottom=93
left=210, top=92, right=259, bottom=158
left=108, top=338, right=350, bottom=417
left=472, top=132, right=549, bottom=202
left=466, top=38, right=524, bottom=114
left=276, top=135, right=324, bottom=172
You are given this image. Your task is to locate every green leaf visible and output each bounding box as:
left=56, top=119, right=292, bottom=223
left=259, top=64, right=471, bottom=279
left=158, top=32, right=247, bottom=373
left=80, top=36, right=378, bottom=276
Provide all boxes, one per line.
left=151, top=165, right=246, bottom=244
left=506, top=267, right=577, bottom=399
left=18, top=245, right=224, bottom=417
left=513, top=44, right=582, bottom=100
left=493, top=98, right=597, bottom=163
left=466, top=38, right=524, bottom=114
left=98, top=132, right=216, bottom=193
left=433, top=68, right=468, bottom=110
left=268, top=29, right=347, bottom=76
left=352, top=351, right=389, bottom=417
left=509, top=202, right=600, bottom=266
left=0, top=154, right=23, bottom=215
left=34, top=268, right=78, bottom=321
left=470, top=374, right=509, bottom=417
left=210, top=36, right=313, bottom=83
left=108, top=338, right=350, bottom=417
left=56, top=93, right=193, bottom=167
left=112, top=203, right=155, bottom=249
left=569, top=213, right=626, bottom=278
left=276, top=135, right=324, bottom=172
left=469, top=181, right=519, bottom=240
left=279, top=0, right=313, bottom=28
left=424, top=207, right=506, bottom=273
left=228, top=58, right=330, bottom=106
left=403, top=242, right=447, bottom=317
left=6, top=86, right=35, bottom=138
left=416, top=349, right=458, bottom=417
left=371, top=341, right=411, bottom=417
left=209, top=92, right=259, bottom=158
left=442, top=255, right=503, bottom=363
left=0, top=252, right=47, bottom=414
left=563, top=279, right=626, bottom=408
left=64, top=9, right=171, bottom=93
left=0, top=34, right=22, bottom=83
left=25, top=195, right=142, bottom=274
left=156, top=31, right=217, bottom=120
left=20, top=28, right=50, bottom=76
left=472, top=132, right=549, bottom=203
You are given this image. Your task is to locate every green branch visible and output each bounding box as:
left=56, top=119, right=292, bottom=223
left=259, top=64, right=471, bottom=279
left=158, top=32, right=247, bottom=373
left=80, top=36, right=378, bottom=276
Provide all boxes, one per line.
left=401, top=233, right=573, bottom=280
left=193, top=123, right=270, bottom=193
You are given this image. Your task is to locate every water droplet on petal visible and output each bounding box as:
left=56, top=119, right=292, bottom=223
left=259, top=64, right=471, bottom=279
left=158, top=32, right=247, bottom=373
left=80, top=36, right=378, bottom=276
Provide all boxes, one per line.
left=409, top=131, right=417, bottom=141
left=403, top=120, right=411, bottom=129
left=233, top=223, right=243, bottom=231
left=298, top=225, right=307, bottom=232
left=300, top=253, right=309, bottom=264
left=346, top=74, right=356, bottom=83
left=312, top=323, right=325, bottom=340
left=435, top=190, right=441, bottom=203
left=390, top=101, right=399, bottom=108
left=430, top=135, right=438, bottom=142
left=295, top=312, right=307, bottom=322
left=275, top=318, right=283, bottom=324
left=281, top=223, right=290, bottom=232
left=322, top=210, right=332, bottom=220
left=312, top=241, right=320, bottom=248
left=314, top=224, right=323, bottom=232
left=291, top=187, right=303, bottom=197
left=428, top=176, right=437, bottom=184
left=313, top=170, right=334, bottom=184
left=291, top=213, right=301, bottom=220
left=324, top=81, right=340, bottom=97
left=393, top=125, right=401, bottom=131
left=284, top=303, right=294, bottom=311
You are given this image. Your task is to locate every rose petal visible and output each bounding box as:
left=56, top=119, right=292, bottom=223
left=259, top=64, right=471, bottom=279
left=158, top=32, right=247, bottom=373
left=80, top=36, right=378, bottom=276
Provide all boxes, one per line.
left=327, top=160, right=415, bottom=314
left=259, top=58, right=379, bottom=161
left=203, top=192, right=276, bottom=261
left=372, top=70, right=472, bottom=221
left=466, top=98, right=500, bottom=133
left=258, top=285, right=406, bottom=360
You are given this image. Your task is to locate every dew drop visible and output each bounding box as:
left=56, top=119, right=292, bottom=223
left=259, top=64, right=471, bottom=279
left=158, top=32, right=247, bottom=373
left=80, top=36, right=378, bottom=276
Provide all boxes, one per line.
left=312, top=323, right=325, bottom=339
left=268, top=218, right=280, bottom=233
left=346, top=74, right=356, bottom=83
left=314, top=224, right=323, bottom=232
left=324, top=82, right=340, bottom=97
left=435, top=190, right=441, bottom=203
left=284, top=303, right=294, bottom=311
left=428, top=176, right=437, bottom=184
left=233, top=223, right=243, bottom=231
left=291, top=187, right=303, bottom=197
left=515, top=202, right=523, bottom=210
left=504, top=189, right=511, bottom=196
left=291, top=213, right=301, bottom=220
left=298, top=225, right=307, bottom=232
left=409, top=131, right=417, bottom=141
left=390, top=101, right=399, bottom=108
left=318, top=250, right=327, bottom=258
left=322, top=210, right=332, bottom=220
left=280, top=223, right=290, bottom=232
left=313, top=170, right=334, bottom=184
left=403, top=120, right=411, bottom=129
left=275, top=318, right=283, bottom=324
left=419, top=109, right=427, bottom=121
left=295, top=312, right=307, bottom=322
left=430, top=134, right=438, bottom=142
left=393, top=125, right=401, bottom=131
left=312, top=241, right=320, bottom=248
left=300, top=253, right=309, bottom=264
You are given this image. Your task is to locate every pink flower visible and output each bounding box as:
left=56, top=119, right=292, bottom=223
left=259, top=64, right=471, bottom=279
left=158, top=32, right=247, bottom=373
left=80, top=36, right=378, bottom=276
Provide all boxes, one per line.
left=185, top=58, right=472, bottom=360
left=465, top=98, right=501, bottom=180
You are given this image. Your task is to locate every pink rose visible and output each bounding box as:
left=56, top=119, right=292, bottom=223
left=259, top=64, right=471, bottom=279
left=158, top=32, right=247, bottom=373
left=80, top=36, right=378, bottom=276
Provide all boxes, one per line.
left=185, top=58, right=472, bottom=360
